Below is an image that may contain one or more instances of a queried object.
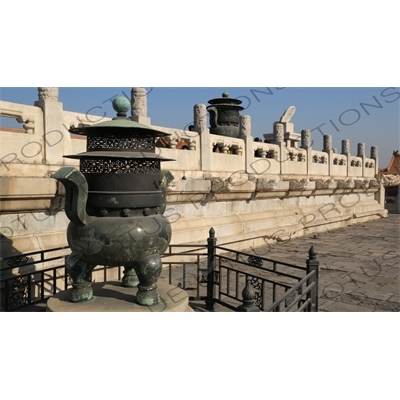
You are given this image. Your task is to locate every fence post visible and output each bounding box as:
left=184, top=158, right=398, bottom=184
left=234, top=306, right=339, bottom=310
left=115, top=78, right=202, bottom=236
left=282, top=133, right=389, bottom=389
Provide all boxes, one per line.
left=205, top=227, right=216, bottom=311
left=306, top=246, right=319, bottom=312
left=237, top=281, right=260, bottom=312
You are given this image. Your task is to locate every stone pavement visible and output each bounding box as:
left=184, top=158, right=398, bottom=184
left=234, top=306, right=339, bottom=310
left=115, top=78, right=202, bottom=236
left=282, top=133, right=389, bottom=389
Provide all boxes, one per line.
left=163, top=214, right=400, bottom=312
left=245, top=214, right=400, bottom=312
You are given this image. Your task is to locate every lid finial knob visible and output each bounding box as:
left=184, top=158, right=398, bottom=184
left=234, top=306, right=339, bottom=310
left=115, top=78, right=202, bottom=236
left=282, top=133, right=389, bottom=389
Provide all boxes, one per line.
left=112, top=96, right=131, bottom=118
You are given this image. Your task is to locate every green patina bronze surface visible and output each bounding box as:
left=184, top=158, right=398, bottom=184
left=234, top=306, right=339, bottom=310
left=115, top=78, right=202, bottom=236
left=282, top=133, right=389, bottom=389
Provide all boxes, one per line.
left=207, top=91, right=244, bottom=138
left=53, top=96, right=175, bottom=306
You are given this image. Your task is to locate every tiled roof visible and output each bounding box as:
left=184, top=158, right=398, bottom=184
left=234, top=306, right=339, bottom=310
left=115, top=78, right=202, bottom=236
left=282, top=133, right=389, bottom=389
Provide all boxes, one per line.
left=379, top=150, right=400, bottom=175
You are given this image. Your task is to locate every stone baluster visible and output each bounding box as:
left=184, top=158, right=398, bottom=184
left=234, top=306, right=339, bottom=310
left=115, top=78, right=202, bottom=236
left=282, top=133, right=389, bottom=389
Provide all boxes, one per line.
left=34, top=87, right=66, bottom=165
left=323, top=135, right=332, bottom=152
left=188, top=140, right=196, bottom=151
left=240, top=115, right=255, bottom=174
left=38, top=87, right=59, bottom=101
left=199, top=103, right=211, bottom=171
left=301, top=129, right=311, bottom=149
left=273, top=122, right=284, bottom=144
left=301, top=129, right=312, bottom=176
left=131, top=87, right=150, bottom=125
left=193, top=104, right=207, bottom=134
left=357, top=142, right=365, bottom=157
left=370, top=146, right=383, bottom=206
left=274, top=122, right=286, bottom=175
left=239, top=115, right=251, bottom=137
left=371, top=146, right=379, bottom=175
left=323, top=135, right=333, bottom=176
left=358, top=142, right=366, bottom=177
left=341, top=139, right=350, bottom=156
left=222, top=143, right=229, bottom=154
left=341, top=139, right=351, bottom=177
left=23, top=119, right=35, bottom=134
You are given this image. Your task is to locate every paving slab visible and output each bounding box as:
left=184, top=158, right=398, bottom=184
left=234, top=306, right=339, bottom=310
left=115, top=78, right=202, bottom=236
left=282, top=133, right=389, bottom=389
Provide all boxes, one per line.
left=318, top=299, right=337, bottom=311
left=323, top=301, right=375, bottom=312
left=388, top=294, right=400, bottom=303
left=351, top=288, right=392, bottom=302
left=249, top=215, right=400, bottom=311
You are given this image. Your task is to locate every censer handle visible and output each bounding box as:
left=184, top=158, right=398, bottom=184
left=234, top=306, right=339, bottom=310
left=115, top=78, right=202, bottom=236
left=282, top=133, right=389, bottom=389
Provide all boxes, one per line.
left=52, top=167, right=89, bottom=226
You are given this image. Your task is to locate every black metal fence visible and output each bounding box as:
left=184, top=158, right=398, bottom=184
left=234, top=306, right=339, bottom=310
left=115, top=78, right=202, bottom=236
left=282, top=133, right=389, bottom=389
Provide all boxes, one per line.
left=1, top=247, right=69, bottom=311
left=204, top=228, right=319, bottom=312
left=0, top=247, right=122, bottom=311
left=1, top=228, right=319, bottom=312
left=150, top=228, right=319, bottom=312
left=160, top=243, right=208, bottom=301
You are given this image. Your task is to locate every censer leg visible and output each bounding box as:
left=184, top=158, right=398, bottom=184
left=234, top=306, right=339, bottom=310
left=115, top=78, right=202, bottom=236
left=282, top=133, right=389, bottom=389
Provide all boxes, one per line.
left=134, top=254, right=162, bottom=306
left=66, top=257, right=96, bottom=302
left=122, top=267, right=139, bottom=287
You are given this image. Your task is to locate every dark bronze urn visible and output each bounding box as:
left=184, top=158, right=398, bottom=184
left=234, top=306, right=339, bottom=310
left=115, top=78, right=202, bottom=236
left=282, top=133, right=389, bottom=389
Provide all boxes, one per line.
left=53, top=96, right=174, bottom=306
left=207, top=92, right=244, bottom=138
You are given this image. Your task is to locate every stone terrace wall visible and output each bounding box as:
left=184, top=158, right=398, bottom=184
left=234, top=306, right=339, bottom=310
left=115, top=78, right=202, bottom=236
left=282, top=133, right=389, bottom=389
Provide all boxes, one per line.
left=0, top=88, right=387, bottom=263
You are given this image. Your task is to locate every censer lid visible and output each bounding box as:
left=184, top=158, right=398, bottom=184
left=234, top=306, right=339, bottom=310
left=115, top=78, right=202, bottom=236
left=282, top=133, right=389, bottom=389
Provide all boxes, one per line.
left=70, top=96, right=171, bottom=137
left=207, top=91, right=244, bottom=109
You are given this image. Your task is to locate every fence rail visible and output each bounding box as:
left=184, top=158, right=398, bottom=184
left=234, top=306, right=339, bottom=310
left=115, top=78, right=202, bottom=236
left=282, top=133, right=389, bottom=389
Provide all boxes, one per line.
left=207, top=243, right=318, bottom=312
left=160, top=243, right=208, bottom=301
left=1, top=229, right=319, bottom=312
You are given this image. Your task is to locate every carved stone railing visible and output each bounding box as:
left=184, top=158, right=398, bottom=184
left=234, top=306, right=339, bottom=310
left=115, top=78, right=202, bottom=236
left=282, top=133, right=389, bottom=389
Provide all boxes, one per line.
left=363, top=157, right=376, bottom=178
left=152, top=125, right=201, bottom=175
left=349, top=156, right=362, bottom=167
left=252, top=142, right=280, bottom=175
left=310, top=150, right=329, bottom=176
left=0, top=101, right=44, bottom=171
left=253, top=142, right=279, bottom=159
left=332, top=154, right=348, bottom=177
left=285, top=147, right=307, bottom=163
left=152, top=125, right=198, bottom=151
left=283, top=146, right=307, bottom=175
left=311, top=150, right=328, bottom=164
left=333, top=154, right=347, bottom=166
left=0, top=93, right=387, bottom=262
left=1, top=96, right=382, bottom=182
left=209, top=133, right=244, bottom=155
left=349, top=156, right=363, bottom=177
left=0, top=101, right=39, bottom=135
left=207, top=133, right=246, bottom=173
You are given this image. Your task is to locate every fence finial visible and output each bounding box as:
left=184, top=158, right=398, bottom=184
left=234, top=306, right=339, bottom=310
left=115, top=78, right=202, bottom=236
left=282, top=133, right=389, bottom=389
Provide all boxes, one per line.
left=308, top=246, right=317, bottom=260
left=237, top=281, right=259, bottom=312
